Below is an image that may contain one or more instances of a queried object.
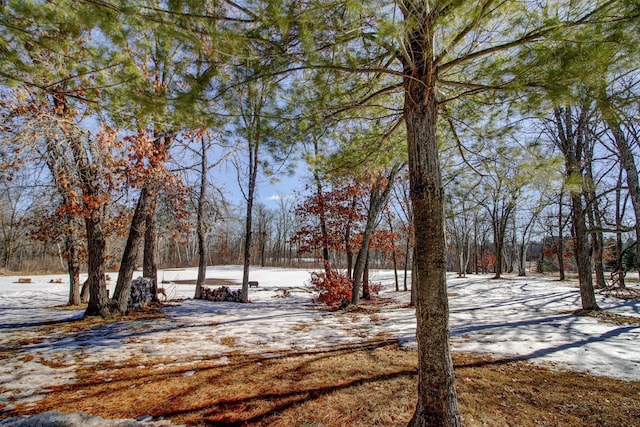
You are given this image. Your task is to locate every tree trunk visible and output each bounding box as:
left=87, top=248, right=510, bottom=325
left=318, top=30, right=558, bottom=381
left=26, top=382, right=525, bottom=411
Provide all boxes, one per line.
left=195, top=136, right=209, bottom=300
left=196, top=216, right=207, bottom=299
left=316, top=183, right=331, bottom=273
left=351, top=165, right=401, bottom=305
left=602, top=106, right=640, bottom=277
left=493, top=222, right=504, bottom=279
left=144, top=210, right=158, bottom=290
left=570, top=191, right=600, bottom=311
left=409, top=250, right=417, bottom=307
left=403, top=5, right=462, bottom=421
left=65, top=230, right=81, bottom=306
left=404, top=234, right=411, bottom=291
left=84, top=213, right=110, bottom=318
left=517, top=241, right=528, bottom=277
left=557, top=191, right=566, bottom=281
left=112, top=187, right=154, bottom=314
left=584, top=140, right=605, bottom=289
left=362, top=252, right=371, bottom=300
left=553, top=106, right=599, bottom=311
left=241, top=139, right=258, bottom=303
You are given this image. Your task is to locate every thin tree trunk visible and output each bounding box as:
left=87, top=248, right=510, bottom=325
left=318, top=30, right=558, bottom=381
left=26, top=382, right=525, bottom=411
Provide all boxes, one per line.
left=65, top=231, right=81, bottom=306
left=554, top=106, right=599, bottom=311
left=387, top=211, right=400, bottom=291
left=241, top=140, right=258, bottom=303
left=557, top=191, right=566, bottom=281
left=493, top=222, right=504, bottom=279
left=403, top=240, right=410, bottom=291
left=599, top=96, right=640, bottom=272
left=362, top=253, right=371, bottom=300
left=195, top=136, right=208, bottom=300
left=144, top=210, right=158, bottom=289
left=351, top=165, right=401, bottom=305
left=112, top=187, right=154, bottom=314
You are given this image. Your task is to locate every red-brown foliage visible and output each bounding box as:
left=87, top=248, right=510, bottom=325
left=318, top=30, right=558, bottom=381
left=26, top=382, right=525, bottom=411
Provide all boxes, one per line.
left=310, top=269, right=353, bottom=307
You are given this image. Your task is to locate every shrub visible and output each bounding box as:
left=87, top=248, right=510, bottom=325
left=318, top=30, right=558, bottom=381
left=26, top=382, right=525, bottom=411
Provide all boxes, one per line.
left=310, top=270, right=353, bottom=307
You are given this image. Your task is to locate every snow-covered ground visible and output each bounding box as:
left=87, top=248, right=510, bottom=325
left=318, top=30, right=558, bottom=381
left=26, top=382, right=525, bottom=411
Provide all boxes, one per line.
left=1, top=266, right=639, bottom=424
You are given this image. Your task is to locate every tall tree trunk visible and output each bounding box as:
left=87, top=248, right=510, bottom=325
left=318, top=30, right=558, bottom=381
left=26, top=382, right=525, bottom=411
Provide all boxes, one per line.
left=66, top=132, right=109, bottom=318
left=584, top=139, right=605, bottom=288
left=144, top=210, right=158, bottom=289
left=403, top=240, right=411, bottom=291
left=557, top=191, right=566, bottom=281
left=403, top=4, right=462, bottom=422
left=65, top=230, right=81, bottom=306
left=614, top=170, right=629, bottom=287
left=570, top=191, right=600, bottom=310
left=554, top=106, right=599, bottom=311
left=196, top=214, right=207, bottom=299
left=345, top=196, right=357, bottom=279
left=195, top=136, right=208, bottom=300
left=493, top=221, right=505, bottom=279
left=600, top=99, right=640, bottom=277
left=351, top=165, right=401, bottom=305
left=241, top=139, right=258, bottom=303
left=112, top=187, right=154, bottom=314
left=142, top=131, right=174, bottom=298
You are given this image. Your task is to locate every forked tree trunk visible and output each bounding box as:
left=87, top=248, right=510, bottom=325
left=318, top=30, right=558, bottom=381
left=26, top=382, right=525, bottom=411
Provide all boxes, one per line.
left=403, top=4, right=462, bottom=422
left=66, top=131, right=110, bottom=318
left=554, top=106, right=599, bottom=311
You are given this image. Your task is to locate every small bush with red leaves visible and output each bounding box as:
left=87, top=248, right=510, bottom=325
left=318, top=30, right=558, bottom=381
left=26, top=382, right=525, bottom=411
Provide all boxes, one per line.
left=310, top=270, right=353, bottom=307
left=368, top=281, right=383, bottom=296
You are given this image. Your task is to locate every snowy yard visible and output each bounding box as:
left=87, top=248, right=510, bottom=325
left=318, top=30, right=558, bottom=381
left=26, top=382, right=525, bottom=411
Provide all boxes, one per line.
left=1, top=266, right=639, bottom=425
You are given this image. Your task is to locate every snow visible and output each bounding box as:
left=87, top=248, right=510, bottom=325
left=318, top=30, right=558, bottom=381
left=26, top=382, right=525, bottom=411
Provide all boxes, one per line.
left=1, top=266, right=639, bottom=426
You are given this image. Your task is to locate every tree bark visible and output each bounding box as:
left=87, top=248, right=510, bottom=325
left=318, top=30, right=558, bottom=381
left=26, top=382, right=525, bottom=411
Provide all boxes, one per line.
left=65, top=131, right=110, bottom=318
left=112, top=187, right=154, bottom=314
left=570, top=191, right=600, bottom=310
left=65, top=230, right=81, bottom=306
left=195, top=136, right=209, bottom=299
left=241, top=136, right=258, bottom=303
left=403, top=3, right=462, bottom=422
left=557, top=191, right=566, bottom=281
left=553, top=106, right=599, bottom=311
left=585, top=153, right=605, bottom=289
left=307, top=135, right=331, bottom=273
left=83, top=212, right=110, bottom=318
left=600, top=100, right=640, bottom=276
left=351, top=165, right=401, bottom=305
left=143, top=210, right=158, bottom=289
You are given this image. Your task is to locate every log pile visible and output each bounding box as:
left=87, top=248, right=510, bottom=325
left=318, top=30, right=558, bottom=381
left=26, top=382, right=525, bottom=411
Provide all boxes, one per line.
left=200, top=286, right=243, bottom=302
left=128, top=277, right=156, bottom=310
